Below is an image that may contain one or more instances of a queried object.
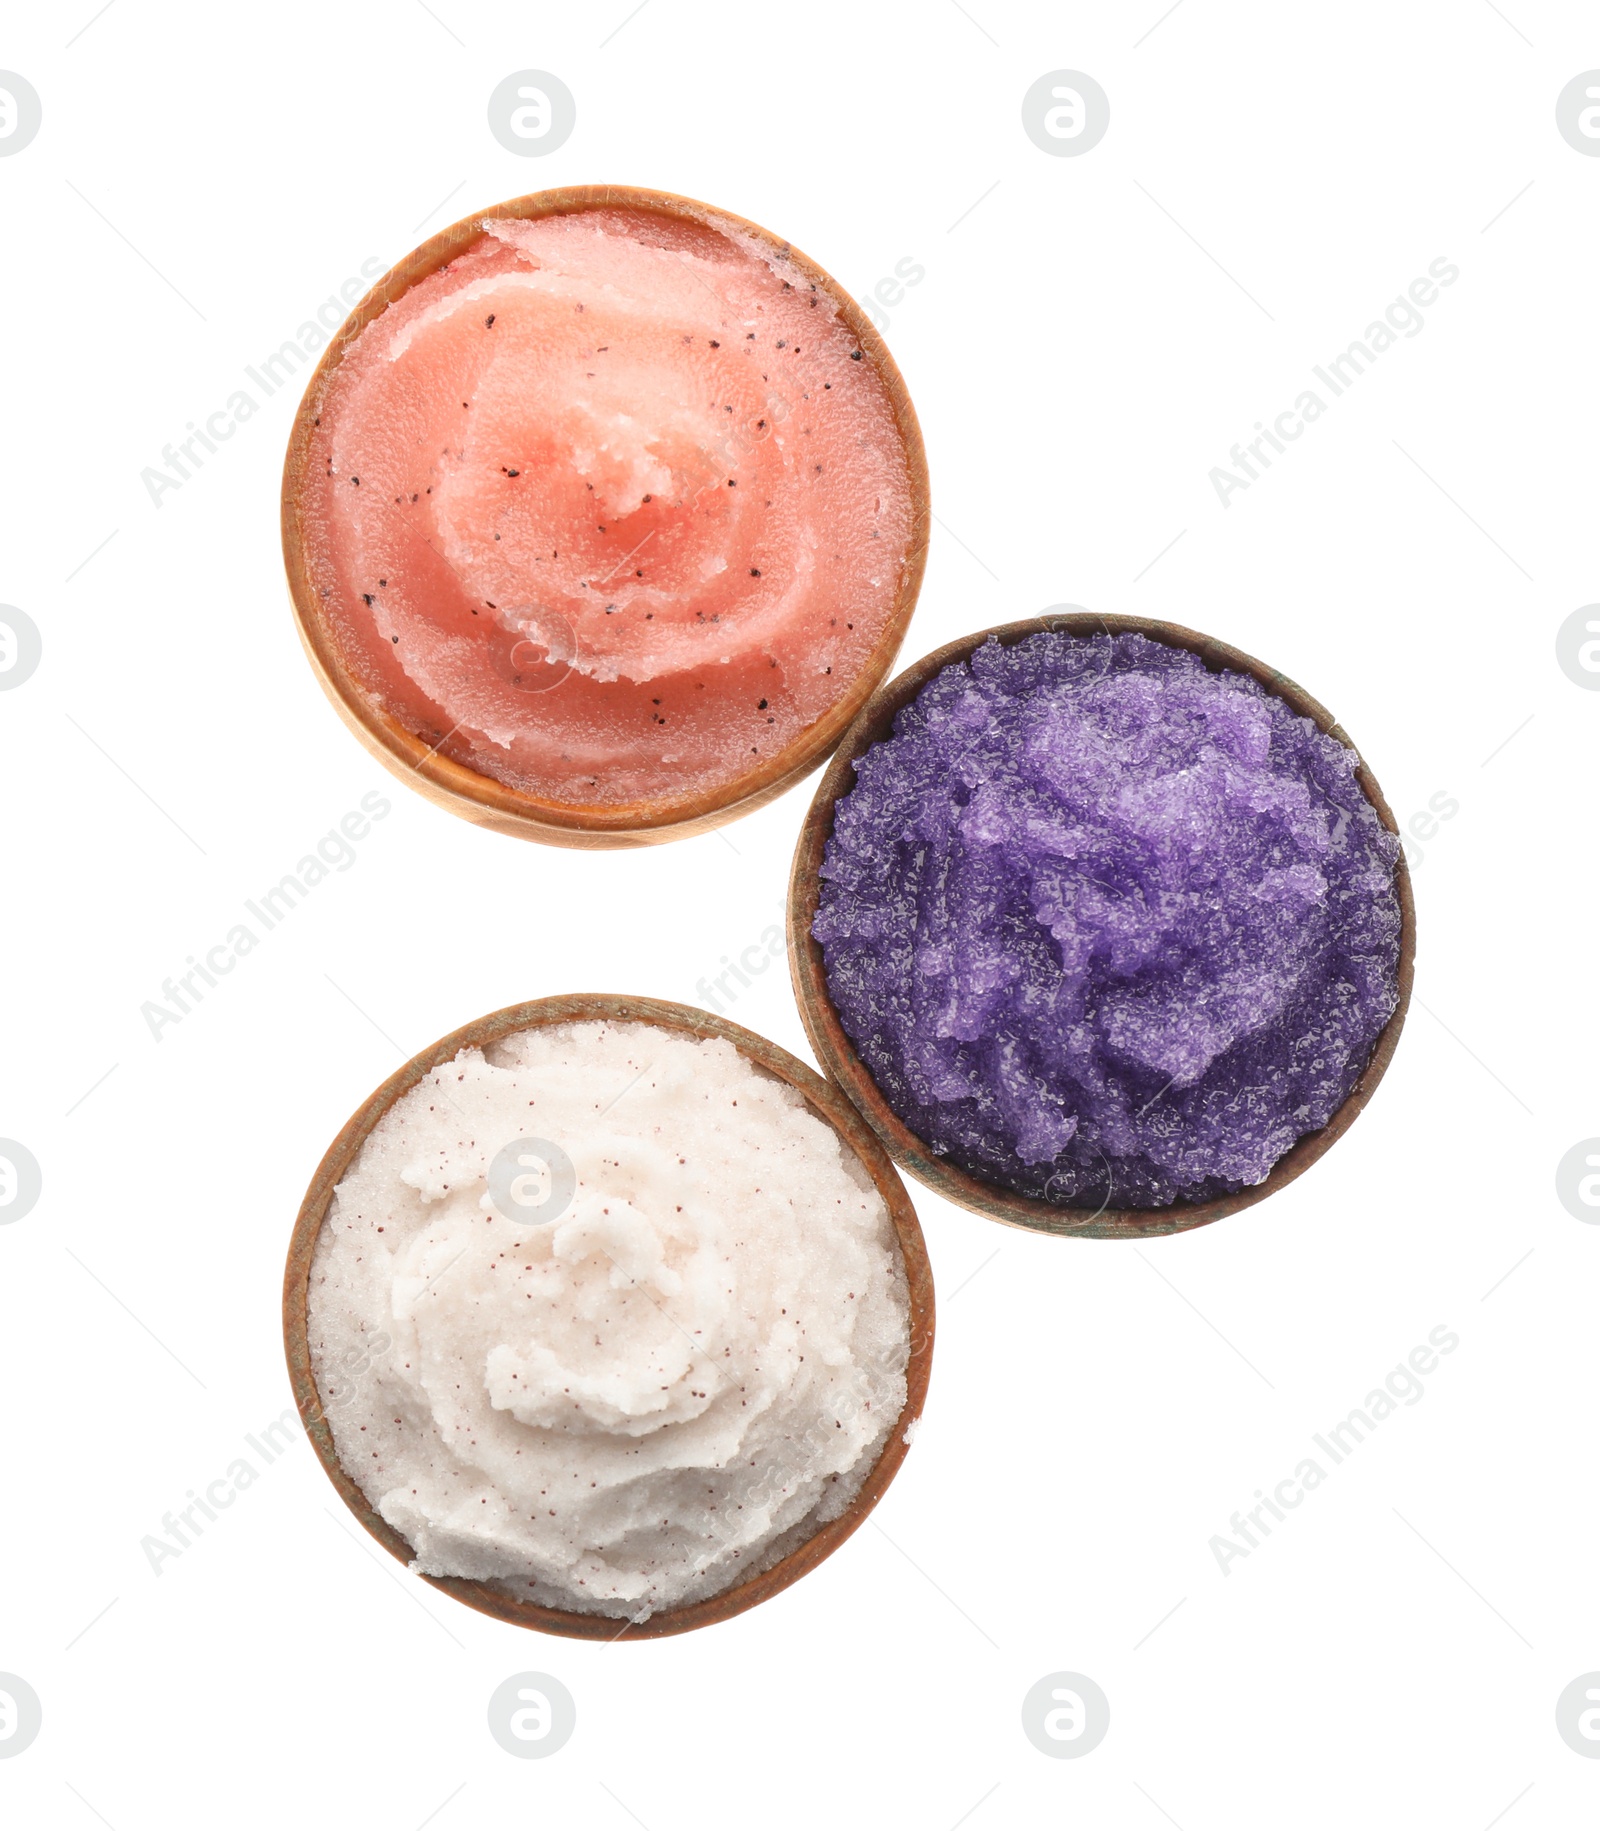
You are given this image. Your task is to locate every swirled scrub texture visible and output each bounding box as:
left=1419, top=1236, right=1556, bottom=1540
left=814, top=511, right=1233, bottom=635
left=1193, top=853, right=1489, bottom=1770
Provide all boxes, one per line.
left=308, top=1021, right=911, bottom=1618
left=813, top=632, right=1402, bottom=1210
left=300, top=206, right=916, bottom=807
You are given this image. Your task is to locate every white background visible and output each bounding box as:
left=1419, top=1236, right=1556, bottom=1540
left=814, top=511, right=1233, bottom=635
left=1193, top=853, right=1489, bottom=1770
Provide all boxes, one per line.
left=1, top=1, right=1596, bottom=1824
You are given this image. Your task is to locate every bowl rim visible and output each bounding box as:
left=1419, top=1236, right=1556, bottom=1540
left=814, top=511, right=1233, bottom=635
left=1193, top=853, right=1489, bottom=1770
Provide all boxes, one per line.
left=282, top=992, right=935, bottom=1639
left=280, top=183, right=931, bottom=850
left=787, top=611, right=1417, bottom=1240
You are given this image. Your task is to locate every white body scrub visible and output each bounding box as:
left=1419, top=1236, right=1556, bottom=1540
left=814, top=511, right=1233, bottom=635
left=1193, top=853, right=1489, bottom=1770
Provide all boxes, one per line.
left=308, top=1019, right=911, bottom=1618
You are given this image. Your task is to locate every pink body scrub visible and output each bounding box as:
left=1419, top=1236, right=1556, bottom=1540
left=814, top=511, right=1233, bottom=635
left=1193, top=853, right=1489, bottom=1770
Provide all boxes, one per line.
left=300, top=206, right=917, bottom=808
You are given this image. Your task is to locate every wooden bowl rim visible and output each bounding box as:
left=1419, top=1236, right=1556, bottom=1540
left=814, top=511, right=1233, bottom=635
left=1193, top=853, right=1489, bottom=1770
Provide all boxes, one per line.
left=787, top=611, right=1417, bottom=1241
left=282, top=992, right=934, bottom=1639
left=280, top=184, right=930, bottom=848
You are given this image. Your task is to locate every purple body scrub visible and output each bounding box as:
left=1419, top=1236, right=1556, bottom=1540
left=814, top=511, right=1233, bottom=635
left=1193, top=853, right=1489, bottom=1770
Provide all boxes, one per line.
left=812, top=631, right=1403, bottom=1210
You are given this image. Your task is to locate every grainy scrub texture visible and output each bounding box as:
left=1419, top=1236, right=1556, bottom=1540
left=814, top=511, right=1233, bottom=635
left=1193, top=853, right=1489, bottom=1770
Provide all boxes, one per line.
left=813, top=631, right=1402, bottom=1210
left=300, top=206, right=915, bottom=807
left=308, top=1021, right=910, bottom=1619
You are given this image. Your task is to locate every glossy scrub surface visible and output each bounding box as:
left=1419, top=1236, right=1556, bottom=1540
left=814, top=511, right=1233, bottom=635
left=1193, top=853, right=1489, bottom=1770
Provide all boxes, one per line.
left=814, top=632, right=1402, bottom=1210
left=301, top=207, right=915, bottom=808
left=308, top=1021, right=910, bottom=1618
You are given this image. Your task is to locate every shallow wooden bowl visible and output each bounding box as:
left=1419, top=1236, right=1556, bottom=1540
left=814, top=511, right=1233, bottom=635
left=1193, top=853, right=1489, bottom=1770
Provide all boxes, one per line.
left=788, top=612, right=1416, bottom=1241
left=283, top=992, right=934, bottom=1639
left=281, top=185, right=930, bottom=850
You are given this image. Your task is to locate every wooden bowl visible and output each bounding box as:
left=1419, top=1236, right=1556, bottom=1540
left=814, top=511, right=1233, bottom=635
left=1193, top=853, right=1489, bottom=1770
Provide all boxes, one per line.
left=788, top=612, right=1416, bottom=1241
left=281, top=184, right=930, bottom=850
left=282, top=993, right=934, bottom=1639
